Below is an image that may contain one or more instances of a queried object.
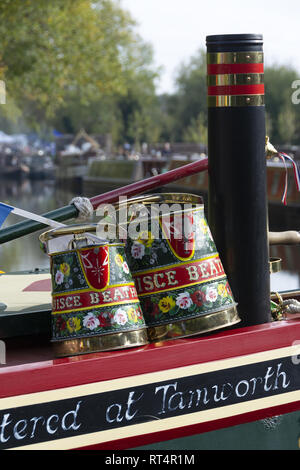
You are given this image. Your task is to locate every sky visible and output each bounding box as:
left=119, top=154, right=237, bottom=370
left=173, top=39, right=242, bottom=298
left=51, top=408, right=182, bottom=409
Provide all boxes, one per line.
left=121, top=0, right=300, bottom=94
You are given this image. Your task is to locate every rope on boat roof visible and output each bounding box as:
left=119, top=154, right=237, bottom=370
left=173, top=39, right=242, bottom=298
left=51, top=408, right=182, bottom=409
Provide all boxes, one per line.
left=70, top=197, right=94, bottom=221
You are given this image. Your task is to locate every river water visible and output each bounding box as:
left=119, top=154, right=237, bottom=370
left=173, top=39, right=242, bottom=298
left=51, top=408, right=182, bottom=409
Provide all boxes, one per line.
left=0, top=177, right=300, bottom=293
left=0, top=178, right=79, bottom=273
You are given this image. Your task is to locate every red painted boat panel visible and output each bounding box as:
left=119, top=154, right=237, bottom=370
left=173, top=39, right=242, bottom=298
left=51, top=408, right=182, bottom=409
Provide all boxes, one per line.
left=0, top=320, right=299, bottom=397
left=22, top=279, right=52, bottom=292
left=0, top=320, right=299, bottom=450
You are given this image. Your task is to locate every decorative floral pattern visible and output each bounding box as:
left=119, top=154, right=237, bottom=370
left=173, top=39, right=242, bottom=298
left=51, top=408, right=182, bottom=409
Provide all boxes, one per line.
left=55, top=270, right=64, bottom=285
left=60, top=262, right=70, bottom=277
left=139, top=279, right=235, bottom=327
left=131, top=242, right=145, bottom=260
left=191, top=289, right=205, bottom=307
left=50, top=244, right=146, bottom=340
left=82, top=312, right=100, bottom=330
left=115, top=254, right=124, bottom=267
left=52, top=304, right=145, bottom=340
left=122, top=261, right=130, bottom=274
left=175, top=292, right=193, bottom=309
left=137, top=231, right=155, bottom=248
left=52, top=251, right=88, bottom=293
left=122, top=205, right=236, bottom=331
left=66, top=317, right=81, bottom=333
left=50, top=209, right=236, bottom=340
left=158, top=296, right=176, bottom=313
left=51, top=245, right=133, bottom=293
left=113, top=308, right=128, bottom=326
left=205, top=286, right=218, bottom=303
left=127, top=307, right=140, bottom=323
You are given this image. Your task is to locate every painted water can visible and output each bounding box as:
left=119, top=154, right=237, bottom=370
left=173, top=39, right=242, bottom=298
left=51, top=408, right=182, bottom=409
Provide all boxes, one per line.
left=114, top=194, right=240, bottom=342
left=39, top=224, right=148, bottom=357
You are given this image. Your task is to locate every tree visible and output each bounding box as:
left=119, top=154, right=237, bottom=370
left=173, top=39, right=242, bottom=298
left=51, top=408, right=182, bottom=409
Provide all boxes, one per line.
left=277, top=106, right=297, bottom=144
left=182, top=112, right=207, bottom=145
left=0, top=0, right=160, bottom=141
left=264, top=65, right=299, bottom=144
left=158, top=50, right=300, bottom=146
left=157, top=49, right=207, bottom=143
left=173, top=49, right=207, bottom=142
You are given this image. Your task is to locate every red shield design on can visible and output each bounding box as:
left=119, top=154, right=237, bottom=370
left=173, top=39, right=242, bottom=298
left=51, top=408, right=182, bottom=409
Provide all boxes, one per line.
left=79, top=246, right=109, bottom=290
left=160, top=211, right=195, bottom=260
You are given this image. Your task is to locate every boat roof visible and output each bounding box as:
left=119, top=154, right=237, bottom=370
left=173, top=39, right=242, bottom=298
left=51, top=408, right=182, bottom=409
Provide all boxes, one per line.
left=0, top=271, right=51, bottom=314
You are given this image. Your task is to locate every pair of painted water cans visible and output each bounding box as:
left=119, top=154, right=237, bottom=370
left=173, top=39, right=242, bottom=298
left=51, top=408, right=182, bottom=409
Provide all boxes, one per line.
left=40, top=193, right=240, bottom=357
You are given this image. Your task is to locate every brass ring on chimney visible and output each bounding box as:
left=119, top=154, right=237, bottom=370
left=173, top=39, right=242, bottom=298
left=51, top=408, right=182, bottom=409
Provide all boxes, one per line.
left=207, top=95, right=265, bottom=107
left=207, top=51, right=264, bottom=64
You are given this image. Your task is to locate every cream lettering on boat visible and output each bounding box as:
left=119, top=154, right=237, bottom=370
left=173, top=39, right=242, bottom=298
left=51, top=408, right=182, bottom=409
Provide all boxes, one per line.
left=0, top=349, right=299, bottom=450
left=52, top=284, right=139, bottom=314
left=133, top=255, right=225, bottom=296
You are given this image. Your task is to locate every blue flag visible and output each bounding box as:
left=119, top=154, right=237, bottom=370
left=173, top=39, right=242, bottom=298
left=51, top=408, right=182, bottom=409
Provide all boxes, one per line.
left=0, top=203, right=14, bottom=228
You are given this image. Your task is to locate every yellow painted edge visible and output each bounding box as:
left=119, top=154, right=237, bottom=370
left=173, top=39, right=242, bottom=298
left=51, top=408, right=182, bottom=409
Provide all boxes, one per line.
left=52, top=298, right=140, bottom=315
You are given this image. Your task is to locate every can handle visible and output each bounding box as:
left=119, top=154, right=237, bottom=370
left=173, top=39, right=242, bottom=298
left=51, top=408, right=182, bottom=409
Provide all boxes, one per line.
left=68, top=235, right=95, bottom=250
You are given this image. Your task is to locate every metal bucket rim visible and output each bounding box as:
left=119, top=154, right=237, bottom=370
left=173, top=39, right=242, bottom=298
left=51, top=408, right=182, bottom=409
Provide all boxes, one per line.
left=114, top=192, right=204, bottom=208
left=46, top=241, right=125, bottom=257
left=106, top=193, right=205, bottom=229
left=39, top=223, right=99, bottom=243
left=51, top=326, right=148, bottom=342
